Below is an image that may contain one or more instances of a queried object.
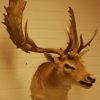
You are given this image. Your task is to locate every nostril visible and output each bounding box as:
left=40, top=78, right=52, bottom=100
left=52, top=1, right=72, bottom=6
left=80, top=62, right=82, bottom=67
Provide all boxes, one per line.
left=87, top=76, right=96, bottom=83
left=92, top=78, right=96, bottom=83
left=87, top=76, right=92, bottom=80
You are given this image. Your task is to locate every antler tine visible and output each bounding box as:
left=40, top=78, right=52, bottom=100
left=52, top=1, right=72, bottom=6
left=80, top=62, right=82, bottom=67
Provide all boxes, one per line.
left=3, top=0, right=64, bottom=56
left=64, top=31, right=73, bottom=52
left=64, top=7, right=79, bottom=54
left=77, top=34, right=84, bottom=52
left=78, top=29, right=97, bottom=52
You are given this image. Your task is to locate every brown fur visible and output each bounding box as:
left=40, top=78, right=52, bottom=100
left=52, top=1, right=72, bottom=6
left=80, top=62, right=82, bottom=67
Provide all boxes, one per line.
left=30, top=61, right=72, bottom=100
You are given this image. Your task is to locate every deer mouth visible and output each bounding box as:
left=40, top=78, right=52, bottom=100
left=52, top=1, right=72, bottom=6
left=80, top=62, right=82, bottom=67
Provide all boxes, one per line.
left=80, top=80, right=93, bottom=88
left=79, top=76, right=96, bottom=88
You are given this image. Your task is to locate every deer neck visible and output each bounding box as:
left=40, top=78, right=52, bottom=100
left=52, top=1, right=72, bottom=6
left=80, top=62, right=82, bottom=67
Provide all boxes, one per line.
left=42, top=65, right=71, bottom=100
left=45, top=64, right=72, bottom=92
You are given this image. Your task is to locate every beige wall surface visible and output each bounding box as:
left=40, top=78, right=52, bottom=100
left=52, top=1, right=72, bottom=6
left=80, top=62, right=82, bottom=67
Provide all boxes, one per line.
left=0, top=0, right=100, bottom=100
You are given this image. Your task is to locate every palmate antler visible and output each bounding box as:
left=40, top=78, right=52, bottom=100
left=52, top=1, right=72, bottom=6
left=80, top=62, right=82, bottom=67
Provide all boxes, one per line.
left=64, top=7, right=97, bottom=54
left=64, top=7, right=79, bottom=53
left=3, top=0, right=97, bottom=57
left=3, top=0, right=64, bottom=55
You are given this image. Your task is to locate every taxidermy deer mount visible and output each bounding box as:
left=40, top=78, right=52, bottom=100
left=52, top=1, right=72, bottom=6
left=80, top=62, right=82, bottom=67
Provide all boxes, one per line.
left=3, top=0, right=97, bottom=100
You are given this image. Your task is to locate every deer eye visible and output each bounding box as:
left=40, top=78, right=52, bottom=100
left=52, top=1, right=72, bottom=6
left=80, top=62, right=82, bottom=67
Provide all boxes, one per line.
left=64, top=64, right=75, bottom=70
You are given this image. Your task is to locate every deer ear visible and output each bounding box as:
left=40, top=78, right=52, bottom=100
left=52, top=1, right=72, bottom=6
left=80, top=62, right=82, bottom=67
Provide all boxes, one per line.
left=44, top=53, right=59, bottom=63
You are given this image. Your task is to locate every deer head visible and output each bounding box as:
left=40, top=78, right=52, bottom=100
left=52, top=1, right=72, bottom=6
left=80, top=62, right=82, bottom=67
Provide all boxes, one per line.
left=3, top=0, right=96, bottom=89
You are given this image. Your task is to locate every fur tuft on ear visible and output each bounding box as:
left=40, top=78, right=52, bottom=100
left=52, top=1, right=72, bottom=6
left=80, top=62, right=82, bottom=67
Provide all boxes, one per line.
left=44, top=53, right=59, bottom=63
left=44, top=53, right=54, bottom=62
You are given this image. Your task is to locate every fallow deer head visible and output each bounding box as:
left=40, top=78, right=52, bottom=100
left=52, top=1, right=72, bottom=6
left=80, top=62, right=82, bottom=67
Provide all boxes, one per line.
left=3, top=0, right=97, bottom=89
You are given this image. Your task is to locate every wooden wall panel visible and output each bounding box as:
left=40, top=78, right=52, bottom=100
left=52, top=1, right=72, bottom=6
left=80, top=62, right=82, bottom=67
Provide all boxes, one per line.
left=0, top=0, right=99, bottom=100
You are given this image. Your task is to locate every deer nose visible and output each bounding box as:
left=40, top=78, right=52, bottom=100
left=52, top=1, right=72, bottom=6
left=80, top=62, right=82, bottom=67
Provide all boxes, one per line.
left=86, top=76, right=96, bottom=83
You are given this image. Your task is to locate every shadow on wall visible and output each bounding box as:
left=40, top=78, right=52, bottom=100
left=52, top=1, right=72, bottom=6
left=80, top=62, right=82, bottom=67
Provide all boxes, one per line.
left=0, top=36, right=25, bottom=99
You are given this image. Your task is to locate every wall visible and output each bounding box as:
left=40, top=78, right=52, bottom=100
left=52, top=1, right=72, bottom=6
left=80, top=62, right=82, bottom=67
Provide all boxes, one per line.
left=0, top=0, right=100, bottom=100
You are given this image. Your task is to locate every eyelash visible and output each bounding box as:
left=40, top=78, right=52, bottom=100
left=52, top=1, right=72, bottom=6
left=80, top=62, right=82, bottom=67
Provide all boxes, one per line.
left=64, top=64, right=75, bottom=70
